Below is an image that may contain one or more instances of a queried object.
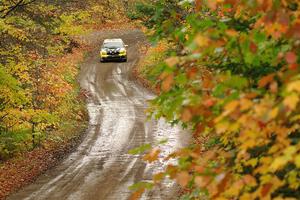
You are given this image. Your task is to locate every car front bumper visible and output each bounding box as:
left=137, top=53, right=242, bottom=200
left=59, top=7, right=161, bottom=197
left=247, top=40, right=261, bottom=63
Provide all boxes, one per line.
left=100, top=53, right=127, bottom=60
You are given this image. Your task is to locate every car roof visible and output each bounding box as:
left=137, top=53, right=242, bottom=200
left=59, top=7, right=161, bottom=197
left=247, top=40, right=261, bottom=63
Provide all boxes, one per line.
left=103, top=39, right=123, bottom=43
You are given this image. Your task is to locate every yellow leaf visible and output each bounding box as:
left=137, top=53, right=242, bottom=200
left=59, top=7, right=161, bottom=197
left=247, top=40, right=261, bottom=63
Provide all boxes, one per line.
left=240, top=139, right=256, bottom=150
left=240, top=193, right=253, bottom=200
left=270, top=156, right=290, bottom=172
left=255, top=157, right=272, bottom=174
left=240, top=98, right=253, bottom=111
left=224, top=100, right=239, bottom=113
left=295, top=155, right=300, bottom=168
left=216, top=121, right=229, bottom=134
left=215, top=197, right=228, bottom=200
left=194, top=34, right=210, bottom=47
left=224, top=180, right=244, bottom=197
left=287, top=80, right=300, bottom=93
left=290, top=114, right=300, bottom=122
left=283, top=94, right=299, bottom=110
left=269, top=107, right=279, bottom=119
left=246, top=158, right=258, bottom=167
left=228, top=122, right=239, bottom=132
left=185, top=34, right=189, bottom=41
left=284, top=146, right=297, bottom=157
left=268, top=144, right=280, bottom=154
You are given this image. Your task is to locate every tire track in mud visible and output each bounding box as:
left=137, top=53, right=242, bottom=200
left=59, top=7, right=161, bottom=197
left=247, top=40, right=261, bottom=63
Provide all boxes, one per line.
left=8, top=29, right=189, bottom=200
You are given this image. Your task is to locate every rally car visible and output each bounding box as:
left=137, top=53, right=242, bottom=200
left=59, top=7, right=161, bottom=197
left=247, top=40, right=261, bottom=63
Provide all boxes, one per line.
left=99, top=39, right=128, bottom=62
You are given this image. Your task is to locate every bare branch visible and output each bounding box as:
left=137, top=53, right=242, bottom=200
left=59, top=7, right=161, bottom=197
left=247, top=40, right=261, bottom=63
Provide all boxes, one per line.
left=0, top=0, right=37, bottom=18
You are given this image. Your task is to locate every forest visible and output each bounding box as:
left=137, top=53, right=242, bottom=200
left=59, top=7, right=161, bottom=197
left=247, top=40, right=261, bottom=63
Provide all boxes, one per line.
left=0, top=0, right=128, bottom=160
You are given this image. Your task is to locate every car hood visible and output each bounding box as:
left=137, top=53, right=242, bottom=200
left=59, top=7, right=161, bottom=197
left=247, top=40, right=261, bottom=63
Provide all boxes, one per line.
left=103, top=47, right=120, bottom=51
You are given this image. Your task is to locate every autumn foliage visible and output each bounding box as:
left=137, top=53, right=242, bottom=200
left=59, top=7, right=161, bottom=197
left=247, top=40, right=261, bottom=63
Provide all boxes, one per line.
left=132, top=0, right=300, bottom=199
left=0, top=0, right=128, bottom=160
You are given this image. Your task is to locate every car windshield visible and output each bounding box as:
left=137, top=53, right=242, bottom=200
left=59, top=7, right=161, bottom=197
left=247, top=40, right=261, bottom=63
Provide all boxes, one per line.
left=103, top=42, right=123, bottom=48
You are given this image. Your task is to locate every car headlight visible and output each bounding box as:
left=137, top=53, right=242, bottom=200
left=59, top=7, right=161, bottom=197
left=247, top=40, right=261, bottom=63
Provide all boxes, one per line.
left=101, top=50, right=107, bottom=55
left=119, top=48, right=126, bottom=54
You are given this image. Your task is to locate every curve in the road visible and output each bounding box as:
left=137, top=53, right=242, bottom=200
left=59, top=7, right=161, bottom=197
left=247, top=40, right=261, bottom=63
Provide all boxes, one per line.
left=8, top=29, right=188, bottom=200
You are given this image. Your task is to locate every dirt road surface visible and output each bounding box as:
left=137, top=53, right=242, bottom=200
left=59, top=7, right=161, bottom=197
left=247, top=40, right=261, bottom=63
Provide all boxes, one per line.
left=8, top=29, right=188, bottom=200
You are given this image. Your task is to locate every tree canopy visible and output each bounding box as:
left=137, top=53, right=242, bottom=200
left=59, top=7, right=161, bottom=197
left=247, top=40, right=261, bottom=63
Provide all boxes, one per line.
left=0, top=0, right=126, bottom=160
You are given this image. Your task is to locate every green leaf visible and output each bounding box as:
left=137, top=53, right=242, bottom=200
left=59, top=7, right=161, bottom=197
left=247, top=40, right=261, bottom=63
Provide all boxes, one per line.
left=129, top=181, right=154, bottom=191
left=224, top=75, right=248, bottom=89
left=128, top=144, right=152, bottom=155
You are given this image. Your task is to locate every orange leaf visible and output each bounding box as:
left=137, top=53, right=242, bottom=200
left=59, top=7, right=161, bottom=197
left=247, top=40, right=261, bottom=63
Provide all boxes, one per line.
left=203, top=98, right=215, bottom=108
left=143, top=149, right=160, bottom=163
left=159, top=71, right=169, bottom=80
left=194, top=165, right=205, bottom=173
left=261, top=183, right=273, bottom=197
left=224, top=100, right=239, bottom=113
left=161, top=74, right=174, bottom=92
left=165, top=57, right=179, bottom=67
left=243, top=175, right=257, bottom=186
left=202, top=76, right=214, bottom=90
left=176, top=171, right=190, bottom=187
left=194, top=123, right=205, bottom=136
left=225, top=29, right=239, bottom=37
left=269, top=81, right=278, bottom=93
left=195, top=34, right=210, bottom=47
left=129, top=189, right=145, bottom=200
left=240, top=98, right=253, bottom=111
left=187, top=67, right=198, bottom=79
left=285, top=51, right=297, bottom=64
left=288, top=63, right=298, bottom=70
left=195, top=0, right=202, bottom=11
left=166, top=165, right=178, bottom=179
left=153, top=173, right=165, bottom=184
left=250, top=42, right=258, bottom=53
left=207, top=0, right=217, bottom=10
left=258, top=74, right=275, bottom=88
left=181, top=108, right=192, bottom=122
left=195, top=176, right=212, bottom=188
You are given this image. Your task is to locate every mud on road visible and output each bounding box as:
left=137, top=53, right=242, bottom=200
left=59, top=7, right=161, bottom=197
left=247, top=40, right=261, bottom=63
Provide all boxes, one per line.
left=8, top=29, right=188, bottom=200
